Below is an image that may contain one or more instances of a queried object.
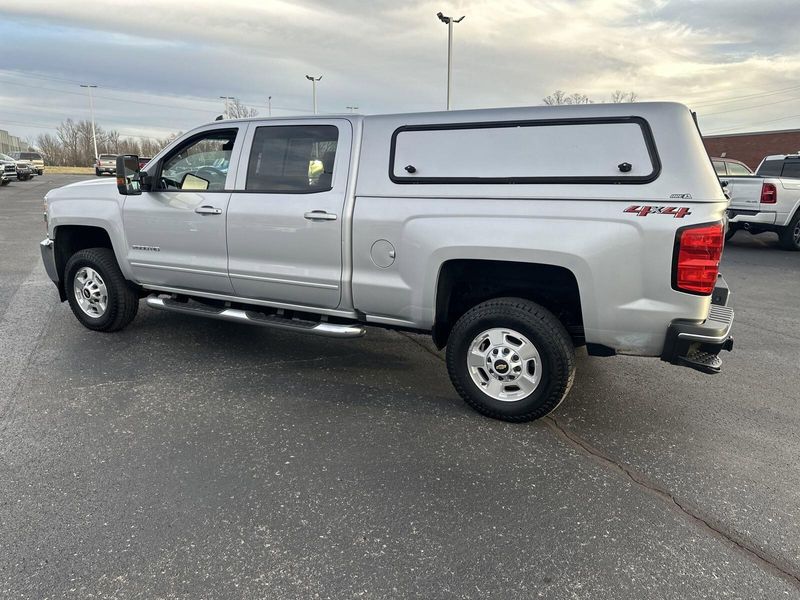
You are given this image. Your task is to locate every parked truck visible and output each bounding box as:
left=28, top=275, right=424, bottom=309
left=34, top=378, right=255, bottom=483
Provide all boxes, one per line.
left=40, top=103, right=734, bottom=422
left=723, top=154, right=800, bottom=250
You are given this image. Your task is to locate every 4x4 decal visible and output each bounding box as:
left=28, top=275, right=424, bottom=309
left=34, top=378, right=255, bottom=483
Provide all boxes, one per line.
left=624, top=205, right=691, bottom=218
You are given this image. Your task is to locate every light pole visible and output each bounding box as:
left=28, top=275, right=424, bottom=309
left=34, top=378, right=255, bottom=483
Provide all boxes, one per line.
left=80, top=84, right=99, bottom=159
left=219, top=96, right=234, bottom=119
left=305, top=75, right=322, bottom=114
left=436, top=12, right=465, bottom=110
left=346, top=105, right=359, bottom=113
left=268, top=96, right=272, bottom=117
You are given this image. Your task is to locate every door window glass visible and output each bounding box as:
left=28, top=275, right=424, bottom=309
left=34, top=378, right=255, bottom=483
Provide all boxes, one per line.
left=726, top=162, right=752, bottom=176
left=160, top=129, right=237, bottom=191
left=246, top=125, right=338, bottom=193
left=781, top=161, right=800, bottom=179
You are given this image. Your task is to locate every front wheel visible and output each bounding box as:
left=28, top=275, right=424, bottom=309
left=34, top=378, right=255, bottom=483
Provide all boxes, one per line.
left=65, top=248, right=139, bottom=332
left=777, top=212, right=800, bottom=251
left=445, top=298, right=575, bottom=422
left=95, top=168, right=102, bottom=176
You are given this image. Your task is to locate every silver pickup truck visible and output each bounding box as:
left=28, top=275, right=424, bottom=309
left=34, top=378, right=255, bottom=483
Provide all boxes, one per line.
left=723, top=154, right=800, bottom=250
left=40, top=102, right=734, bottom=422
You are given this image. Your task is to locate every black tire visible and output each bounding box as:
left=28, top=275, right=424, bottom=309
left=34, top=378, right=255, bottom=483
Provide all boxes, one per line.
left=64, top=248, right=139, bottom=332
left=777, top=211, right=800, bottom=251
left=725, top=223, right=738, bottom=242
left=95, top=168, right=102, bottom=177
left=445, top=297, right=575, bottom=422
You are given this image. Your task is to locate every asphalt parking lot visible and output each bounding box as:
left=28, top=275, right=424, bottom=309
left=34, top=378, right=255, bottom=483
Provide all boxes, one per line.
left=1, top=174, right=799, bottom=599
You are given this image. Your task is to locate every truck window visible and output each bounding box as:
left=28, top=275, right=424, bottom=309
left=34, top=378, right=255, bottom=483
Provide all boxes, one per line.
left=712, top=161, right=727, bottom=176
left=726, top=162, right=751, bottom=176
left=390, top=117, right=658, bottom=184
left=757, top=159, right=783, bottom=177
left=159, top=129, right=237, bottom=191
left=245, top=125, right=338, bottom=193
left=781, top=161, right=800, bottom=179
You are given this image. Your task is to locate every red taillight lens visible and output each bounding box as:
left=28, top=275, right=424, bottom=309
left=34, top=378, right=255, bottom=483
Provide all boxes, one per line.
left=674, top=222, right=724, bottom=295
left=760, top=182, right=777, bottom=204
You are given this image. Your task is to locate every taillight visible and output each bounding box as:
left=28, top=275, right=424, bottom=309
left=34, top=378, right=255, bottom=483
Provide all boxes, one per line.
left=760, top=182, right=777, bottom=204
left=673, top=222, right=724, bottom=295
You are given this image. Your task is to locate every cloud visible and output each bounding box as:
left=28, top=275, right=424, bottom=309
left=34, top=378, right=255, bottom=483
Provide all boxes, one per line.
left=1, top=0, right=799, bottom=145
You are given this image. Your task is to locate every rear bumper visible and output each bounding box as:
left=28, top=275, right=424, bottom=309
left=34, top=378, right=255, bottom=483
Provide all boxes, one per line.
left=727, top=209, right=776, bottom=225
left=660, top=275, right=734, bottom=374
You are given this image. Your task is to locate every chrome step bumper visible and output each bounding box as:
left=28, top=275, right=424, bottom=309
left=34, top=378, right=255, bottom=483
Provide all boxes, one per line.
left=146, top=295, right=366, bottom=339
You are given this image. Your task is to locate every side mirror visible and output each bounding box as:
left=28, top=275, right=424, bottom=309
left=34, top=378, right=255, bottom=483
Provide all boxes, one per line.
left=116, top=155, right=142, bottom=195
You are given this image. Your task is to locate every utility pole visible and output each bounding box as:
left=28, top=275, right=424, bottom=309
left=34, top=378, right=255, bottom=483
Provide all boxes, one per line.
left=346, top=105, right=359, bottom=113
left=219, top=96, right=234, bottom=118
left=436, top=12, right=465, bottom=110
left=268, top=96, right=272, bottom=117
left=80, top=84, right=99, bottom=159
left=305, top=75, right=322, bottom=114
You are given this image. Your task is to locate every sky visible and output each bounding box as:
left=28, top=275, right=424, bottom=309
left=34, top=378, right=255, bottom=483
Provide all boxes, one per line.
left=1, top=0, right=800, bottom=146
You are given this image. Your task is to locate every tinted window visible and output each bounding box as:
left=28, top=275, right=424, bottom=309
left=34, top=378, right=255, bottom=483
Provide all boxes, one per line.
left=160, top=130, right=237, bottom=191
left=781, top=161, right=800, bottom=179
left=757, top=159, right=783, bottom=177
left=20, top=152, right=42, bottom=160
left=246, top=125, right=338, bottom=193
left=712, top=161, right=727, bottom=176
left=727, top=162, right=752, bottom=176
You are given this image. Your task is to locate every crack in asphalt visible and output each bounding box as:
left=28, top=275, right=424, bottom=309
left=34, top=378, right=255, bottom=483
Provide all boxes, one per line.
left=543, top=416, right=800, bottom=590
left=396, top=330, right=800, bottom=589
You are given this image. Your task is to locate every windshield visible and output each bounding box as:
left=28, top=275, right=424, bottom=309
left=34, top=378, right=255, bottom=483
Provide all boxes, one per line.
left=19, top=152, right=42, bottom=160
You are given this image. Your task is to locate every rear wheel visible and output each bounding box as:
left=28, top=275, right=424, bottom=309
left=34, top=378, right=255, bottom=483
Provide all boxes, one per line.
left=65, top=248, right=139, bottom=332
left=725, top=223, right=739, bottom=242
left=95, top=168, right=101, bottom=176
left=777, top=211, right=800, bottom=251
left=445, top=297, right=575, bottom=422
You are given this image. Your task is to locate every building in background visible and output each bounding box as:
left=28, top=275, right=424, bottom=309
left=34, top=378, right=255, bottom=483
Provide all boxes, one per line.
left=0, top=130, right=24, bottom=155
left=703, top=128, right=800, bottom=170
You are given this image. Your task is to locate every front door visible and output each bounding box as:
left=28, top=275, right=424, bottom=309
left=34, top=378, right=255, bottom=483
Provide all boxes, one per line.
left=123, top=126, right=244, bottom=294
left=226, top=121, right=351, bottom=308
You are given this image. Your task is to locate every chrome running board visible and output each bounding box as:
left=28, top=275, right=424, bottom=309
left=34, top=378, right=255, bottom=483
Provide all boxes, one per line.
left=146, top=295, right=366, bottom=339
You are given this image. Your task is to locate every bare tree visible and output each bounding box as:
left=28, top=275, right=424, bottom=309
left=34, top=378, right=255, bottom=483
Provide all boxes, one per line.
left=611, top=90, right=638, bottom=103
left=35, top=133, right=62, bottom=165
left=38, top=119, right=176, bottom=166
left=542, top=90, right=593, bottom=105
left=227, top=98, right=259, bottom=118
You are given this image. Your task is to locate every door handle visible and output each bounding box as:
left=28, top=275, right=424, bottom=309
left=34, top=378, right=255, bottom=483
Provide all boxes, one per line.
left=304, top=210, right=337, bottom=221
left=195, top=205, right=223, bottom=215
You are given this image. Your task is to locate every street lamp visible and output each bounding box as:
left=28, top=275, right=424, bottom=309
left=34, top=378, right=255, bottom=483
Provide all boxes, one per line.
left=305, top=75, right=322, bottom=114
left=219, top=96, right=234, bottom=119
left=436, top=12, right=465, bottom=110
left=80, top=84, right=98, bottom=159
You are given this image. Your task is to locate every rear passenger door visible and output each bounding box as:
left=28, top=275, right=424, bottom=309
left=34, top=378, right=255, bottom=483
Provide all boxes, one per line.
left=227, top=120, right=352, bottom=308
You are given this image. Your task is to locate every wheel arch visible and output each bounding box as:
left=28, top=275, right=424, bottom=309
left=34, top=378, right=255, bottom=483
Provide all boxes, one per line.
left=53, top=224, right=116, bottom=299
left=432, top=259, right=585, bottom=349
